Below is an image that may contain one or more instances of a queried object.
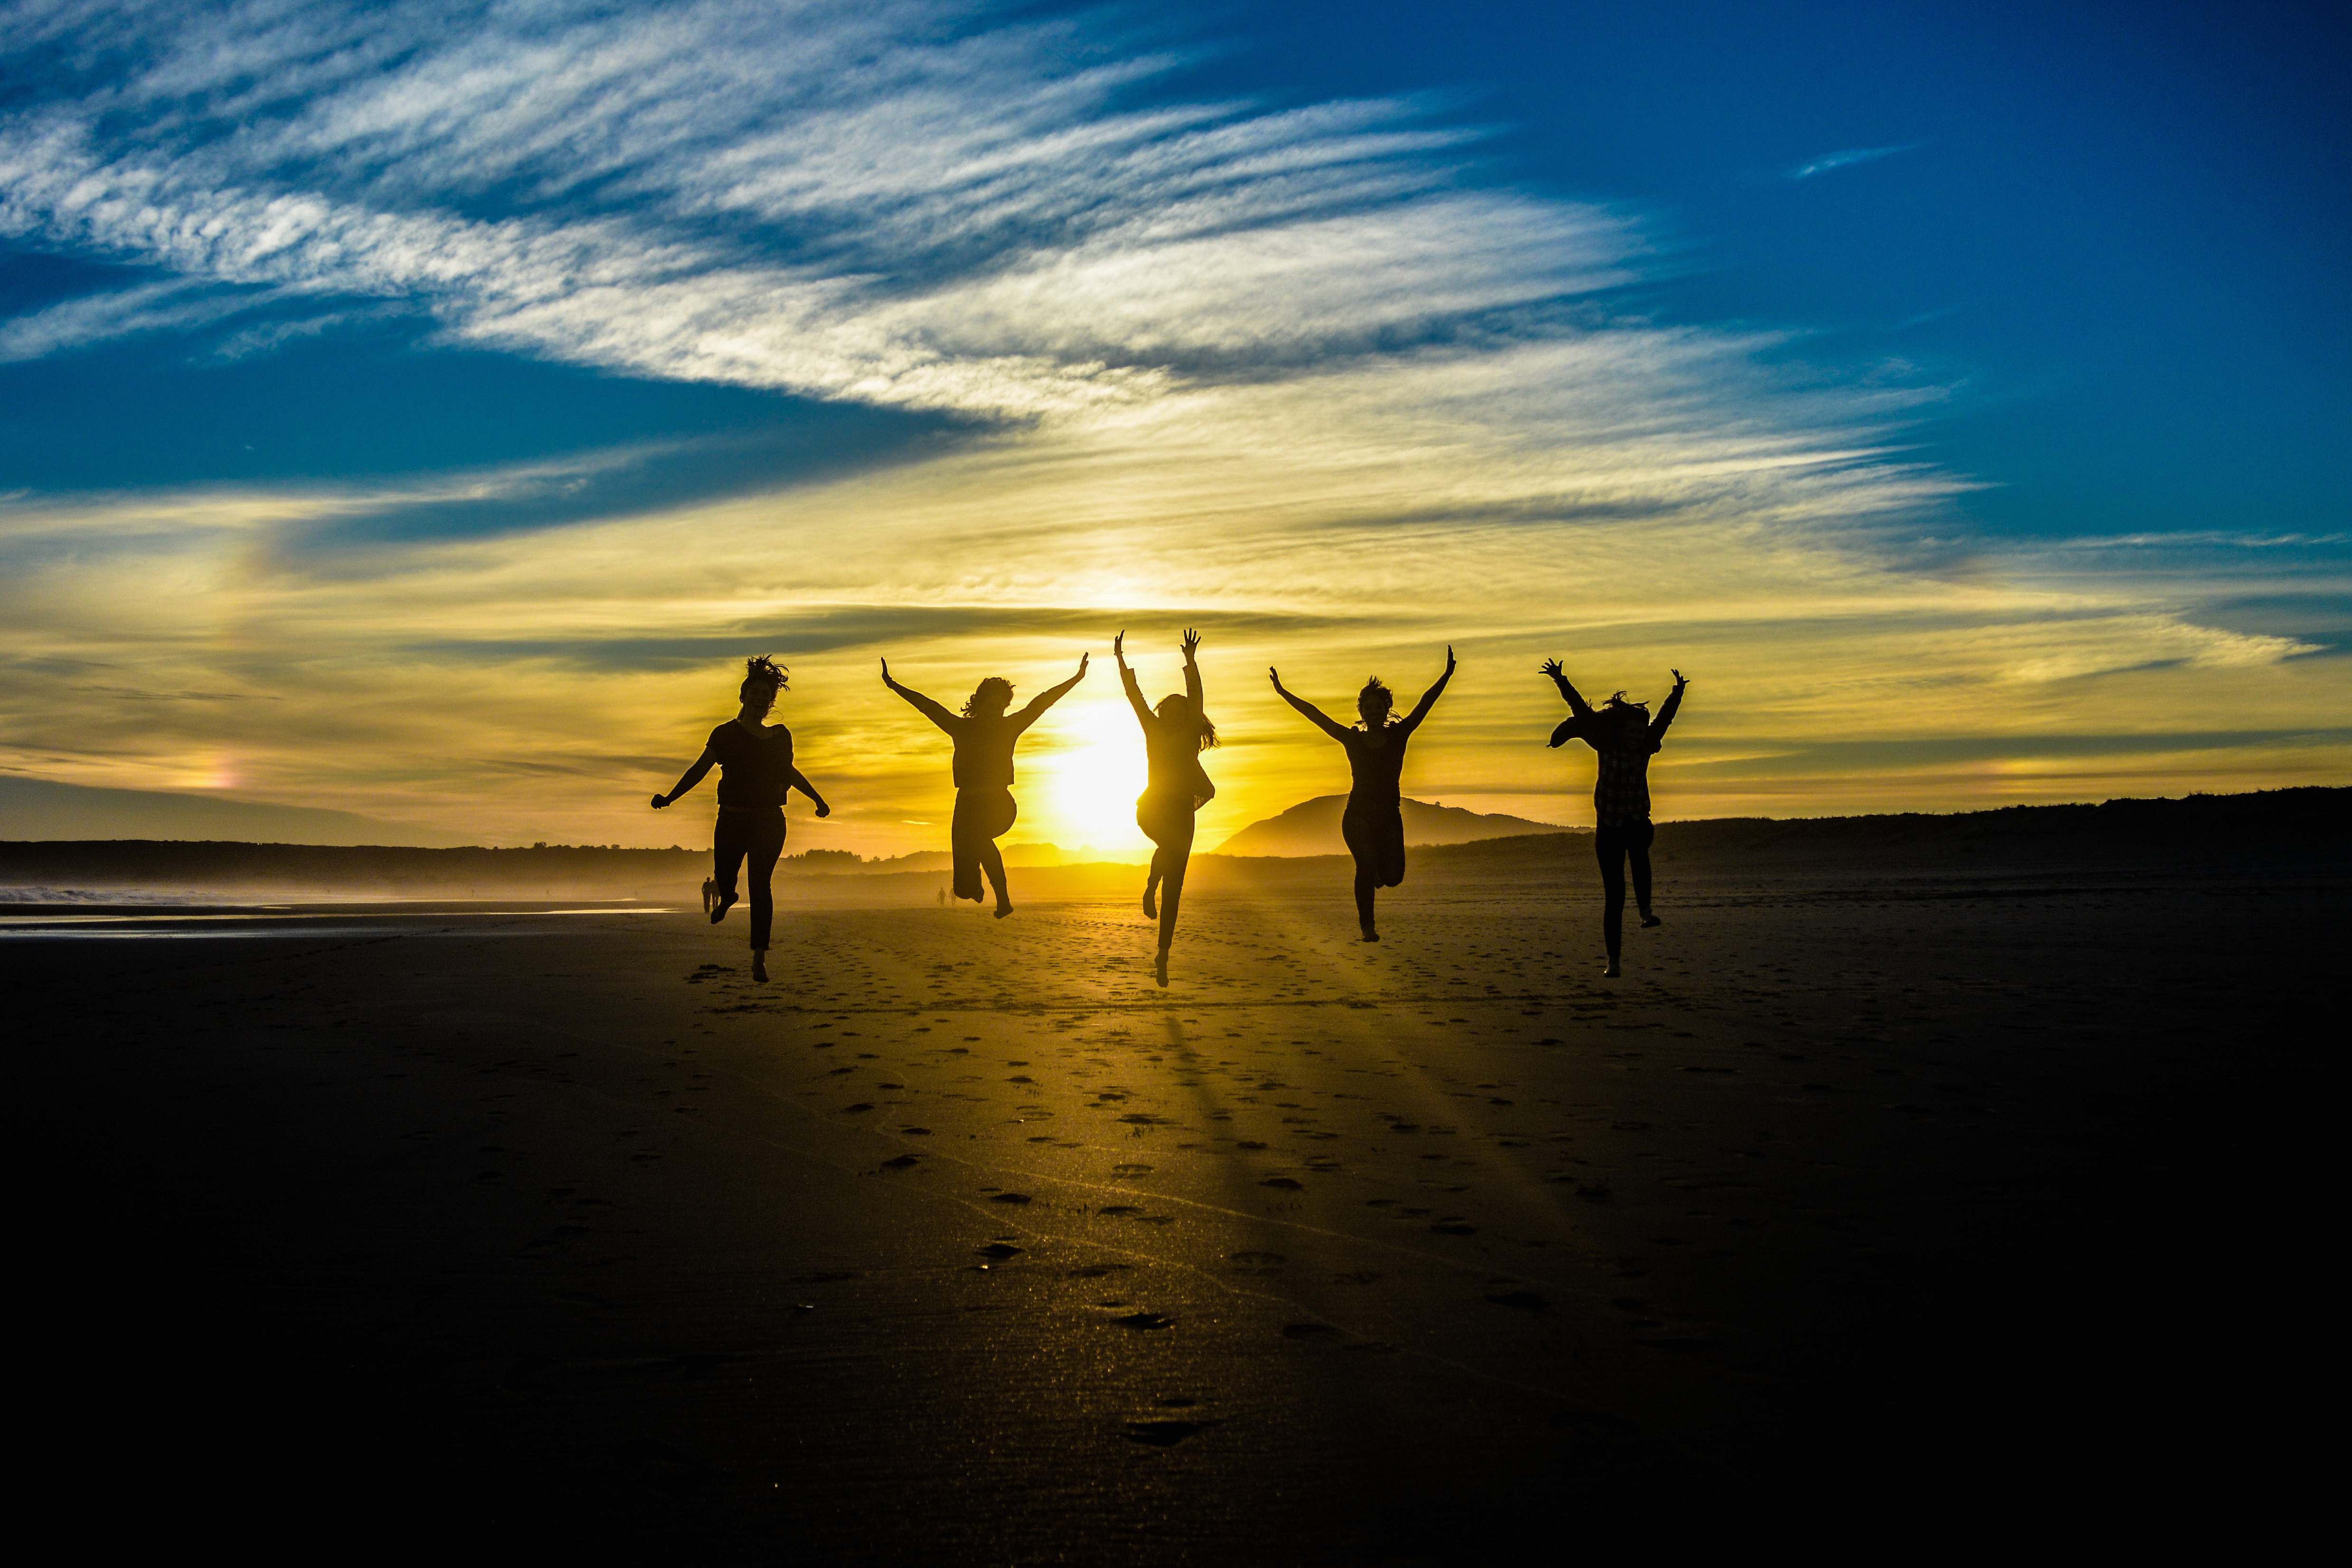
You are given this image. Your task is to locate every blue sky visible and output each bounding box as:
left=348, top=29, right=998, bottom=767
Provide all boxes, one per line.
left=1221, top=0, right=2351, bottom=540
left=0, top=0, right=2345, bottom=849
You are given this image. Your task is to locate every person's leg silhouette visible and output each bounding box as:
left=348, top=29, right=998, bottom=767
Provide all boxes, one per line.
left=1596, top=824, right=1628, bottom=976
left=745, top=809, right=784, bottom=977
left=709, top=810, right=751, bottom=924
left=1629, top=819, right=1659, bottom=927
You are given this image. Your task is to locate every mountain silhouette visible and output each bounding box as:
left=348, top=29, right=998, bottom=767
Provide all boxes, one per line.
left=1212, top=795, right=1566, bottom=858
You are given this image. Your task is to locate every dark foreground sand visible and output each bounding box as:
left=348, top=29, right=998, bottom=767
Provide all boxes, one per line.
left=7, top=863, right=2337, bottom=1559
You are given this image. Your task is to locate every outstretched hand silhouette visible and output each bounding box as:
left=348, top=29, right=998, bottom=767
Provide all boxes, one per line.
left=1076, top=651, right=1091, bottom=678
left=1267, top=666, right=1284, bottom=691
left=1113, top=632, right=1126, bottom=663
left=1539, top=657, right=1564, bottom=678
left=1182, top=627, right=1202, bottom=659
left=1672, top=668, right=1689, bottom=689
left=650, top=793, right=670, bottom=809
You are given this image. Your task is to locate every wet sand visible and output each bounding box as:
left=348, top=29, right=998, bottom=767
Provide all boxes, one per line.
left=9, top=867, right=2335, bottom=1558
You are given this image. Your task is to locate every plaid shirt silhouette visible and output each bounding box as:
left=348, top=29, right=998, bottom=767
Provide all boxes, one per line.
left=1590, top=735, right=1662, bottom=826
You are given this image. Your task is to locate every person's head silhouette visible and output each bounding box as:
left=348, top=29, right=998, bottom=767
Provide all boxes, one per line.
left=1356, top=677, right=1394, bottom=729
left=740, top=655, right=786, bottom=718
left=963, top=676, right=1015, bottom=719
left=1599, top=690, right=1650, bottom=739
left=1154, top=690, right=1219, bottom=750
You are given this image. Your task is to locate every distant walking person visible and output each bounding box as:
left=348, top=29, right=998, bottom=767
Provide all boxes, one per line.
left=1543, top=659, right=1686, bottom=977
left=651, top=656, right=831, bottom=983
left=883, top=651, right=1088, bottom=917
left=1116, top=628, right=1218, bottom=986
left=1270, top=648, right=1455, bottom=942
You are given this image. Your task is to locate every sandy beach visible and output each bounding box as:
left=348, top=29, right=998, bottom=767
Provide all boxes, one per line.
left=9, top=860, right=2335, bottom=1558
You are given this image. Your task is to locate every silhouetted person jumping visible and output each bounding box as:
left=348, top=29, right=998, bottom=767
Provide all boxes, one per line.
left=883, top=651, right=1088, bottom=917
left=1116, top=628, right=1218, bottom=986
left=651, top=655, right=831, bottom=983
left=1271, top=647, right=1455, bottom=941
left=1544, top=659, right=1686, bottom=978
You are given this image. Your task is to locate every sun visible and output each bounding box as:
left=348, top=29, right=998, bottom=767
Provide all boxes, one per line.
left=1035, top=697, right=1151, bottom=857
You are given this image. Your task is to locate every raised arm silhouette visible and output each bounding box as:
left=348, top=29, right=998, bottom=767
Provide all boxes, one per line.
left=1117, top=628, right=1218, bottom=985
left=883, top=651, right=1087, bottom=917
left=1270, top=646, right=1454, bottom=941
left=1544, top=658, right=1686, bottom=977
left=650, top=655, right=830, bottom=983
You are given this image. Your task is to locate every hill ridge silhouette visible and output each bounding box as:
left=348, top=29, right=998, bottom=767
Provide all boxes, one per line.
left=4, top=787, right=2344, bottom=898
left=1213, top=795, right=1566, bottom=857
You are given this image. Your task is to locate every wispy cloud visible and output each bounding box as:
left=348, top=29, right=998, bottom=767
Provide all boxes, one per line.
left=0, top=276, right=269, bottom=361
left=0, top=0, right=1633, bottom=416
left=1788, top=143, right=1918, bottom=180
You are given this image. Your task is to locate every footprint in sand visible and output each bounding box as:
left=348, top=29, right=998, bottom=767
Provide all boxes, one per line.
left=1282, top=1322, right=1344, bottom=1341
left=1484, top=1289, right=1546, bottom=1311
left=1124, top=1419, right=1221, bottom=1446
left=1259, top=1177, right=1304, bottom=1191
left=1228, top=1251, right=1285, bottom=1275
left=976, top=1243, right=1022, bottom=1260
left=989, top=1191, right=1032, bottom=1204
left=879, top=1154, right=920, bottom=1171
left=1113, top=1312, right=1174, bottom=1330
left=1098, top=1205, right=1143, bottom=1217
left=1111, top=1163, right=1153, bottom=1178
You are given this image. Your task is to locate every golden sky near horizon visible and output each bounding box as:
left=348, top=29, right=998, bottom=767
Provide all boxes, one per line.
left=7, top=367, right=2347, bottom=859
